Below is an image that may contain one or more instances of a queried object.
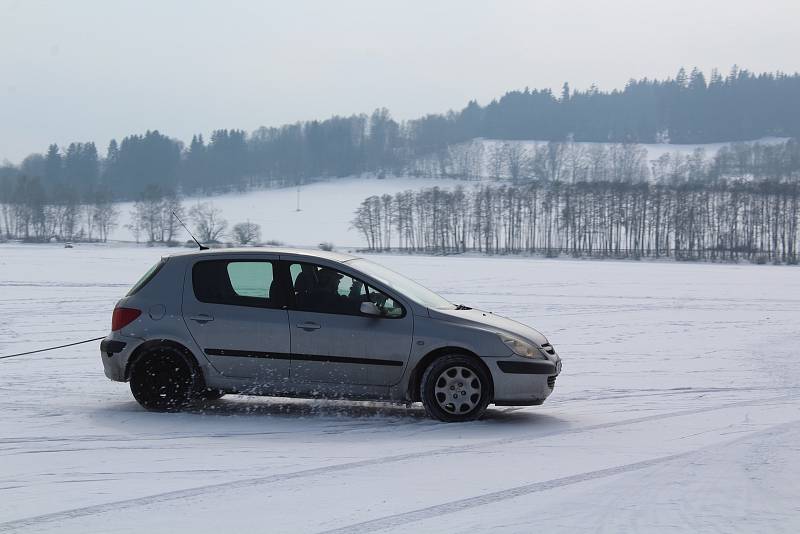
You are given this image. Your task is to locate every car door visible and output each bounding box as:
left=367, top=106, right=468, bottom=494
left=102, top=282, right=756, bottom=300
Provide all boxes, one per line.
left=182, top=256, right=290, bottom=383
left=284, top=261, right=413, bottom=386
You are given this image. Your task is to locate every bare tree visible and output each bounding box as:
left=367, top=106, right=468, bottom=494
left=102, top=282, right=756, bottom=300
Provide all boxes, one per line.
left=125, top=219, right=141, bottom=244
left=231, top=221, right=261, bottom=245
left=488, top=143, right=507, bottom=180
left=93, top=200, right=119, bottom=242
left=130, top=186, right=184, bottom=244
left=188, top=202, right=227, bottom=243
left=131, top=195, right=162, bottom=243
left=163, top=193, right=184, bottom=243
left=505, top=143, right=530, bottom=184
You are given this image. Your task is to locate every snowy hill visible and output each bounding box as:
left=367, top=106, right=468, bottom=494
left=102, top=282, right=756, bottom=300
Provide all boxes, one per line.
left=481, top=136, right=789, bottom=163
left=109, top=137, right=790, bottom=247
left=110, top=176, right=472, bottom=247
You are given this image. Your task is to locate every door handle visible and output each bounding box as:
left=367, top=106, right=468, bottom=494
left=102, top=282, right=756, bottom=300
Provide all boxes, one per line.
left=189, top=314, right=214, bottom=323
left=296, top=321, right=321, bottom=331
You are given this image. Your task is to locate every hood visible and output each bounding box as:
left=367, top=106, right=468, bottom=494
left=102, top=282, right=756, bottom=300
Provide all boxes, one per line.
left=429, top=307, right=549, bottom=346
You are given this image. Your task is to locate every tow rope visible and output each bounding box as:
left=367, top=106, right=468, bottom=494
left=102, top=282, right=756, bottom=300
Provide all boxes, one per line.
left=0, top=336, right=106, bottom=360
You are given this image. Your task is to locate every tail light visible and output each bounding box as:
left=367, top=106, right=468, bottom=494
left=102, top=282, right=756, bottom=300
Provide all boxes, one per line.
left=112, top=307, right=141, bottom=331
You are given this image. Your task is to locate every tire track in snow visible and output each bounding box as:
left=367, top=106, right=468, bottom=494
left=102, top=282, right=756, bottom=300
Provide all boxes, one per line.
left=320, top=419, right=800, bottom=534
left=2, top=386, right=791, bottom=448
left=0, top=394, right=794, bottom=532
left=552, top=385, right=800, bottom=404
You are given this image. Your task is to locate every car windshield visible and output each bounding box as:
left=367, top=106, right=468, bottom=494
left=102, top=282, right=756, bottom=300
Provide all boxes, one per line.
left=348, top=259, right=455, bottom=310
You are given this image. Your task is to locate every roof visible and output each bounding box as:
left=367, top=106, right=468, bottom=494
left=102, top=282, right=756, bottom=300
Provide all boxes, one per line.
left=163, top=246, right=360, bottom=263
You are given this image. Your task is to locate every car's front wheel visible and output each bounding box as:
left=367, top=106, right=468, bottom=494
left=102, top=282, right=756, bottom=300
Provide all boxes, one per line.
left=129, top=346, right=197, bottom=412
left=420, top=354, right=492, bottom=422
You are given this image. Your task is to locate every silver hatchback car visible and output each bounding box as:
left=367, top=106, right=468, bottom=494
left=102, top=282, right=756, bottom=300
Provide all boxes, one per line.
left=100, top=248, right=562, bottom=422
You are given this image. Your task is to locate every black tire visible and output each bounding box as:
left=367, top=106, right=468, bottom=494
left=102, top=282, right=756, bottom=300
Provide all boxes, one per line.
left=420, top=354, right=492, bottom=422
left=129, top=346, right=197, bottom=412
left=195, top=388, right=225, bottom=401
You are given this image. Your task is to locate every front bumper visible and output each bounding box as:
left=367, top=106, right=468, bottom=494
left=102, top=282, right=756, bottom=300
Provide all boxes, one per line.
left=491, top=353, right=561, bottom=406
left=496, top=359, right=560, bottom=374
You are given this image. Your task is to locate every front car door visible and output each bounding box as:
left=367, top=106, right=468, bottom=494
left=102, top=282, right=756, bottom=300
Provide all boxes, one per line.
left=284, top=260, right=413, bottom=386
left=182, top=256, right=291, bottom=384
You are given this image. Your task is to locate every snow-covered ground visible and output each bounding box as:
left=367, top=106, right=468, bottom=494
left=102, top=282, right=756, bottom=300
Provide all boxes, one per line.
left=110, top=176, right=470, bottom=247
left=1, top=243, right=798, bottom=533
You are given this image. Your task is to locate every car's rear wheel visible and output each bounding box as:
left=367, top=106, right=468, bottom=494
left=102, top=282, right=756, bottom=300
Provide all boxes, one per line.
left=195, top=388, right=225, bottom=401
left=420, top=354, right=492, bottom=422
left=129, top=346, right=197, bottom=412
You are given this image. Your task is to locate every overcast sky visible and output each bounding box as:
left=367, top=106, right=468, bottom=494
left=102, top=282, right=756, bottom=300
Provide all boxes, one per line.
left=1, top=0, right=798, bottom=163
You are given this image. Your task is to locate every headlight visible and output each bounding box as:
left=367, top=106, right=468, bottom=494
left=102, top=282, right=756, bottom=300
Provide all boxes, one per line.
left=498, top=333, right=545, bottom=359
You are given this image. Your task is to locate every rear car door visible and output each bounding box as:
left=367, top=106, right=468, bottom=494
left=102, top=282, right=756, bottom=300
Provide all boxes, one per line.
left=182, top=256, right=290, bottom=382
left=285, top=261, right=413, bottom=386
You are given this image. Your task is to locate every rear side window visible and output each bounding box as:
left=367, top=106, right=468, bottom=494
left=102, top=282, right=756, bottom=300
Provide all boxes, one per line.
left=127, top=258, right=166, bottom=296
left=192, top=260, right=282, bottom=308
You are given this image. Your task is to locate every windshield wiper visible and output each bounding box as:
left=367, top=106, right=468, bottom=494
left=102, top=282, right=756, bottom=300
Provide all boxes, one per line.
left=455, top=304, right=472, bottom=310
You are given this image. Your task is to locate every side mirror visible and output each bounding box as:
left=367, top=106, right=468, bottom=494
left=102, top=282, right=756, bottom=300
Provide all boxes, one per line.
left=360, top=301, right=382, bottom=316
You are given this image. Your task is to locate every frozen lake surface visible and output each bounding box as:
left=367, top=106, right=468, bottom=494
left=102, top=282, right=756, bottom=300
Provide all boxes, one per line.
left=1, top=243, right=798, bottom=533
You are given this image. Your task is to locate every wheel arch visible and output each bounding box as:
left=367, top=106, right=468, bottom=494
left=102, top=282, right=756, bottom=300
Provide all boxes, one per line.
left=406, top=346, right=494, bottom=403
left=124, top=338, right=204, bottom=383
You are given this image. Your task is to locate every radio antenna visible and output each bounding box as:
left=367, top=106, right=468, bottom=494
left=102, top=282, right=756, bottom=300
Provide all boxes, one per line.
left=173, top=210, right=208, bottom=250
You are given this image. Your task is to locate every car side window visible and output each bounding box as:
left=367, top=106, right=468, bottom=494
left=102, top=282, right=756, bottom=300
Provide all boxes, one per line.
left=193, top=260, right=281, bottom=308
left=289, top=262, right=403, bottom=318
left=367, top=286, right=404, bottom=318
left=127, top=258, right=166, bottom=296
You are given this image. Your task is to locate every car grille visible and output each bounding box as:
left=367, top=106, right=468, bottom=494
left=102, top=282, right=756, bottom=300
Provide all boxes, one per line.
left=541, top=343, right=556, bottom=355
left=547, top=375, right=557, bottom=389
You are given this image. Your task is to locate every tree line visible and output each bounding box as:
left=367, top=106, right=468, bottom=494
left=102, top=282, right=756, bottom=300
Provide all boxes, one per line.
left=1, top=67, right=798, bottom=204
left=410, top=137, right=800, bottom=184
left=0, top=175, right=118, bottom=243
left=474, top=67, right=800, bottom=145
left=0, top=175, right=263, bottom=247
left=352, top=140, right=800, bottom=264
